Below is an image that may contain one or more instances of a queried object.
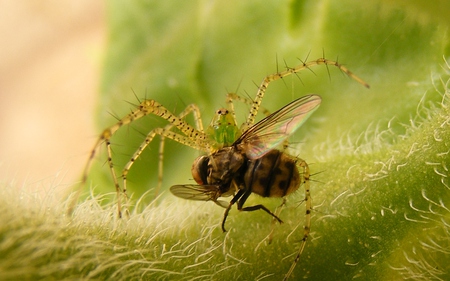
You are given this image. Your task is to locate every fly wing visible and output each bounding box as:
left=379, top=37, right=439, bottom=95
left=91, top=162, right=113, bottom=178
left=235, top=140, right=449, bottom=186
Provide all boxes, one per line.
left=170, top=184, right=219, bottom=201
left=236, top=95, right=321, bottom=159
left=170, top=184, right=230, bottom=208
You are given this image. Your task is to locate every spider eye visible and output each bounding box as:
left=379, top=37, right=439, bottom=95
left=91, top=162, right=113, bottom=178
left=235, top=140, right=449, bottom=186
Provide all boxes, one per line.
left=191, top=155, right=209, bottom=185
left=216, top=109, right=228, bottom=115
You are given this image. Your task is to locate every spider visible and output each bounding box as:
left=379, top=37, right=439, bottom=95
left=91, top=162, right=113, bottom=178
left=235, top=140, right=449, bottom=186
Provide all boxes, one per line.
left=73, top=57, right=368, bottom=280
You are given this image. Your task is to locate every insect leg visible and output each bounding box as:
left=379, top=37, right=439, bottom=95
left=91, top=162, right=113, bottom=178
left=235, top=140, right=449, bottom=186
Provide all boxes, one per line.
left=122, top=129, right=205, bottom=201
left=236, top=188, right=284, bottom=224
left=69, top=99, right=208, bottom=217
left=242, top=57, right=369, bottom=131
left=253, top=197, right=287, bottom=251
left=226, top=93, right=296, bottom=148
left=226, top=93, right=271, bottom=120
left=222, top=189, right=245, bottom=232
left=268, top=197, right=287, bottom=244
left=68, top=128, right=123, bottom=217
left=239, top=203, right=283, bottom=224
left=149, top=104, right=205, bottom=198
left=227, top=92, right=292, bottom=153
left=283, top=159, right=311, bottom=281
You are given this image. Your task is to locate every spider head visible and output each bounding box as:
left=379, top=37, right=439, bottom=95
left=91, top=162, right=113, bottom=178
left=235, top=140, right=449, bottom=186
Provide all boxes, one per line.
left=206, top=108, right=241, bottom=149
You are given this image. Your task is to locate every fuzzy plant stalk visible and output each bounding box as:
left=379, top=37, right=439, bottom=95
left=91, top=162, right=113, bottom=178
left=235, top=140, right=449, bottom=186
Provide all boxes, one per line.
left=1, top=0, right=450, bottom=280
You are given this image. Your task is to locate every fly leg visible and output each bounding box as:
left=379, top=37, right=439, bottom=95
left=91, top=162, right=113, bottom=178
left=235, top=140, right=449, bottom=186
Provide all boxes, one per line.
left=236, top=186, right=283, bottom=225
left=268, top=198, right=287, bottom=244
left=222, top=189, right=245, bottom=232
left=240, top=203, right=283, bottom=224
left=222, top=188, right=284, bottom=232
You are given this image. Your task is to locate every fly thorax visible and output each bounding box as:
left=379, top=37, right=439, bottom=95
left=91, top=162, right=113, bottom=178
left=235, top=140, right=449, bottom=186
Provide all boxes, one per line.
left=206, top=147, right=245, bottom=186
left=191, top=147, right=245, bottom=187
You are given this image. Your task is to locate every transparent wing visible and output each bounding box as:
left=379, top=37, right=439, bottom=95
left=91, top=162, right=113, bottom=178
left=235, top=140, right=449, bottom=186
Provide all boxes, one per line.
left=236, top=94, right=321, bottom=159
left=170, top=184, right=219, bottom=201
left=170, top=185, right=230, bottom=208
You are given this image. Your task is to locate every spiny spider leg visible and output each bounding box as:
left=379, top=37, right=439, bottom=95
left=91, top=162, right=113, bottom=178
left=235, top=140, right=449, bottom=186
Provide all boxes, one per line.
left=226, top=92, right=290, bottom=150
left=124, top=130, right=204, bottom=215
left=283, top=159, right=311, bottom=281
left=70, top=100, right=210, bottom=217
left=242, top=57, right=370, bottom=132
left=225, top=93, right=271, bottom=123
left=122, top=104, right=205, bottom=201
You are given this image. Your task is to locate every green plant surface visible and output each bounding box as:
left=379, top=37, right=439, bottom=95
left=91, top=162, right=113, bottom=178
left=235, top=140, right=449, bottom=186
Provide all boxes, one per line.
left=2, top=0, right=450, bottom=280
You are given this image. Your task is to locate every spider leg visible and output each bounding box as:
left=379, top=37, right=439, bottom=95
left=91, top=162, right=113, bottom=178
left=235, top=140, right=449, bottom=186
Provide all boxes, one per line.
left=122, top=104, right=205, bottom=200
left=226, top=92, right=271, bottom=121
left=226, top=92, right=291, bottom=157
left=70, top=100, right=209, bottom=217
left=243, top=57, right=370, bottom=131
left=157, top=104, right=204, bottom=197
left=283, top=159, right=311, bottom=281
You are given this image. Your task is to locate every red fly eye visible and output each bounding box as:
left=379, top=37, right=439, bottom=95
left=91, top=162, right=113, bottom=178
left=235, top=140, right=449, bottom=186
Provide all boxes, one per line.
left=191, top=155, right=209, bottom=185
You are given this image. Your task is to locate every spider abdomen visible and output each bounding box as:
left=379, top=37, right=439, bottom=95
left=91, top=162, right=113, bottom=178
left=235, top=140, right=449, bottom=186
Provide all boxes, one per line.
left=244, top=149, right=300, bottom=198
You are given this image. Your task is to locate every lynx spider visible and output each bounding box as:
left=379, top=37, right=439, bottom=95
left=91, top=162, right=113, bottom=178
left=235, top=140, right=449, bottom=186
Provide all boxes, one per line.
left=71, top=56, right=369, bottom=280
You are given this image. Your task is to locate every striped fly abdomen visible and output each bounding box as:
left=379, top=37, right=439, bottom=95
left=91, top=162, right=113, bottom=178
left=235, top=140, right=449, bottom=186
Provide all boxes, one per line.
left=244, top=149, right=300, bottom=198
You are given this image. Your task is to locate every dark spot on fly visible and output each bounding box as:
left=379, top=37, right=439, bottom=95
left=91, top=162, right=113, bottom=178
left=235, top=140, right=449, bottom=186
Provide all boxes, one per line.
left=278, top=180, right=288, bottom=190
left=259, top=175, right=273, bottom=197
left=265, top=151, right=278, bottom=162
left=284, top=161, right=294, bottom=170
left=273, top=167, right=283, bottom=176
